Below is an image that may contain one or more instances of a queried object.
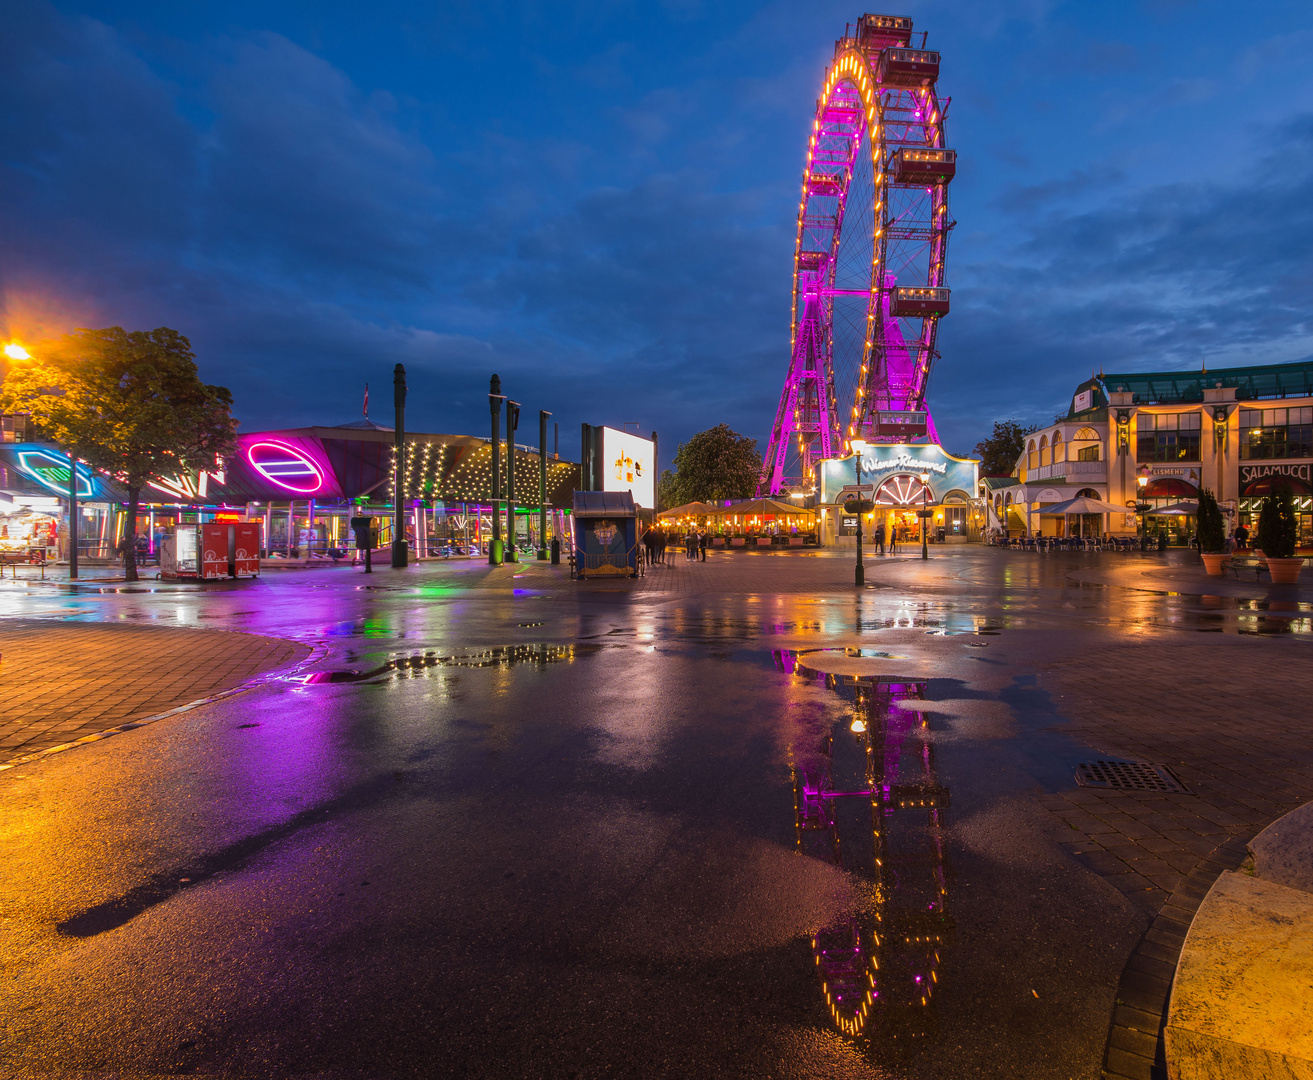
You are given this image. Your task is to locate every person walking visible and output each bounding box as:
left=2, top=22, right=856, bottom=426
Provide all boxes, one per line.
left=1234, top=521, right=1250, bottom=550
left=699, top=531, right=708, bottom=561
left=874, top=520, right=886, bottom=555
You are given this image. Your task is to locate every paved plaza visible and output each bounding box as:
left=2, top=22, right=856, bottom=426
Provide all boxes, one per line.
left=0, top=546, right=1310, bottom=1079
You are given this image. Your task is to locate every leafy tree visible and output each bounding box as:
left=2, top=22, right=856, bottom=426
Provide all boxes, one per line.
left=1256, top=483, right=1298, bottom=559
left=0, top=327, right=237, bottom=581
left=973, top=419, right=1040, bottom=477
left=1196, top=488, right=1225, bottom=553
left=665, top=424, right=762, bottom=505
left=656, top=469, right=681, bottom=512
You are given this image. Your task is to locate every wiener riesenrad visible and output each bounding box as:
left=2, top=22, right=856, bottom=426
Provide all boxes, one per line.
left=759, top=13, right=954, bottom=497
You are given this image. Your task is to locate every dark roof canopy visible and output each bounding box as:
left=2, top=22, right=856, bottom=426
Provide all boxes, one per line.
left=1097, top=360, right=1313, bottom=406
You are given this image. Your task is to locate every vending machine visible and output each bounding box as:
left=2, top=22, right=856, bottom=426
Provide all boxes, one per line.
left=201, top=522, right=261, bottom=579
left=162, top=522, right=260, bottom=579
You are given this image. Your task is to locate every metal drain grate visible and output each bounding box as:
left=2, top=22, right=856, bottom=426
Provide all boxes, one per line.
left=1075, top=760, right=1189, bottom=794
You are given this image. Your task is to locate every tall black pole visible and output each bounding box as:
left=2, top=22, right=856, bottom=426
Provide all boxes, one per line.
left=922, top=481, right=930, bottom=560
left=489, top=375, right=504, bottom=564
left=68, top=450, right=79, bottom=580
left=651, top=431, right=659, bottom=510
left=506, top=400, right=520, bottom=562
left=538, top=409, right=551, bottom=560
left=392, top=363, right=409, bottom=568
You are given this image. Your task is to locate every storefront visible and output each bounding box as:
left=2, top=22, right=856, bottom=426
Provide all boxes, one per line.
left=1238, top=463, right=1313, bottom=547
left=817, top=445, right=981, bottom=547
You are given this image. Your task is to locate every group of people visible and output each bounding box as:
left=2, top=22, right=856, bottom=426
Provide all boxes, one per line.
left=642, top=527, right=709, bottom=565
left=868, top=521, right=898, bottom=554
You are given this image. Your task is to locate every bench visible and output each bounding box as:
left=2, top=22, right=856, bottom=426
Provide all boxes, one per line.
left=0, top=550, right=47, bottom=578
left=1228, top=558, right=1269, bottom=581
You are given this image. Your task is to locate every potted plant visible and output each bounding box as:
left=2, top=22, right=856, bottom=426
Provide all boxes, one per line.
left=1197, top=488, right=1229, bottom=576
left=1255, top=483, right=1303, bottom=584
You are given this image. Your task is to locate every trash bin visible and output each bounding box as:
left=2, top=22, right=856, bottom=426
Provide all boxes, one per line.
left=550, top=537, right=560, bottom=565
left=936, top=527, right=946, bottom=543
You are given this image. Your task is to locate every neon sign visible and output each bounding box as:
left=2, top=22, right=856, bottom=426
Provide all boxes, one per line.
left=246, top=441, right=325, bottom=494
left=15, top=449, right=95, bottom=498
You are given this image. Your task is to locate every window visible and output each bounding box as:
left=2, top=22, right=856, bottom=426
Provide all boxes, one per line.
left=1137, top=412, right=1201, bottom=462
left=1239, top=406, right=1313, bottom=460
left=1077, top=445, right=1100, bottom=461
left=1027, top=440, right=1037, bottom=470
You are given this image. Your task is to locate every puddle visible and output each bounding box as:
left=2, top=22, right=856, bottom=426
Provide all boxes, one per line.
left=792, top=678, right=952, bottom=1043
left=300, top=644, right=596, bottom=684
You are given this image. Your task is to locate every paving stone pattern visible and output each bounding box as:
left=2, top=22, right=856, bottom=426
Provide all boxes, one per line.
left=0, top=620, right=310, bottom=761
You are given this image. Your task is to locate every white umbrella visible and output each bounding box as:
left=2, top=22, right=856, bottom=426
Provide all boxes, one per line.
left=1039, top=496, right=1130, bottom=515
left=1146, top=502, right=1198, bottom=517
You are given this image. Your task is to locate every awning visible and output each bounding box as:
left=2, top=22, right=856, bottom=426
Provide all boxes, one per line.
left=1144, top=477, right=1198, bottom=499
left=1147, top=502, right=1198, bottom=517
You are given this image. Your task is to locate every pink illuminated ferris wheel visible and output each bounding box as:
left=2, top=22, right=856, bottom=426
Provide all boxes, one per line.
left=758, top=14, right=955, bottom=497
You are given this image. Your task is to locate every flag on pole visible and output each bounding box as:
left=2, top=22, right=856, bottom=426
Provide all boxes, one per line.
left=363, top=383, right=369, bottom=418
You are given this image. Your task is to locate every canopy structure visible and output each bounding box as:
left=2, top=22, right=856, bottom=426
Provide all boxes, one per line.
left=657, top=501, right=711, bottom=519
left=716, top=498, right=810, bottom=518
left=1147, top=502, right=1198, bottom=517
left=1040, top=496, right=1133, bottom=516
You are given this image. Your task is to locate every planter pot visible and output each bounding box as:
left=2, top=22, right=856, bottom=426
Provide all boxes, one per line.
left=1264, top=556, right=1304, bottom=584
left=1200, top=552, right=1231, bottom=577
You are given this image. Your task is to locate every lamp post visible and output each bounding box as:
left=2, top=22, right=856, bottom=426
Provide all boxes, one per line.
left=505, top=400, right=520, bottom=562
left=851, top=439, right=868, bottom=587
left=920, top=470, right=930, bottom=560
left=488, top=375, right=505, bottom=564
left=538, top=410, right=551, bottom=560
left=1136, top=465, right=1151, bottom=549
left=391, top=364, right=408, bottom=568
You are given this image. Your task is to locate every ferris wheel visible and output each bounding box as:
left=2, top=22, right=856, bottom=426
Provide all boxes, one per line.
left=758, top=14, right=955, bottom=497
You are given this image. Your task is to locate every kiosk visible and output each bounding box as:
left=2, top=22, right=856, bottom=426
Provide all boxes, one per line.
left=571, top=491, right=638, bottom=579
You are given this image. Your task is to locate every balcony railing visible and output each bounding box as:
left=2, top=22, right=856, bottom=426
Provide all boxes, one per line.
left=1027, top=460, right=1107, bottom=481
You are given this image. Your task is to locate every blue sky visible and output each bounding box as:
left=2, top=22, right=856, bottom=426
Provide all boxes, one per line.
left=3, top=0, right=1312, bottom=460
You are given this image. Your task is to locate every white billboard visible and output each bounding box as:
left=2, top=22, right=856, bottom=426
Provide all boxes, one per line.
left=600, top=427, right=655, bottom=508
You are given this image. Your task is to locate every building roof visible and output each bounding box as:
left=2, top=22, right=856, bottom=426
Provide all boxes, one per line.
left=1096, top=360, right=1313, bottom=407
left=572, top=490, right=637, bottom=517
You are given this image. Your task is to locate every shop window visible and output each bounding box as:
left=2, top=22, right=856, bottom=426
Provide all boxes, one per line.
left=1137, top=412, right=1201, bottom=462
left=1239, top=406, right=1313, bottom=460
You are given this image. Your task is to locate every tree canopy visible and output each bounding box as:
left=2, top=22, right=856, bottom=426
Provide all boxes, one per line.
left=0, top=326, right=237, bottom=579
left=973, top=419, right=1039, bottom=477
left=661, top=424, right=762, bottom=508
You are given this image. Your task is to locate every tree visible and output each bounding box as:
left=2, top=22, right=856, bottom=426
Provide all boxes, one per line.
left=657, top=469, right=680, bottom=512
left=1256, top=483, right=1298, bottom=559
left=0, top=327, right=237, bottom=581
left=665, top=424, right=762, bottom=505
left=973, top=419, right=1039, bottom=477
left=1196, top=488, right=1225, bottom=554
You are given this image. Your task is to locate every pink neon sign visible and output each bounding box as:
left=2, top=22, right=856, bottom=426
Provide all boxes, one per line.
left=246, top=441, right=326, bottom=494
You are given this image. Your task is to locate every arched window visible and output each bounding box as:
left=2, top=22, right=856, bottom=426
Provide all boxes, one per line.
left=1075, top=427, right=1098, bottom=440
left=1039, top=434, right=1050, bottom=467
left=1077, top=488, right=1099, bottom=498
left=1052, top=431, right=1064, bottom=464
left=1027, top=440, right=1037, bottom=470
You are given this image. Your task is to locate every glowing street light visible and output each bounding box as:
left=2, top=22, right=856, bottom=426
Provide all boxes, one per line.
left=4, top=343, right=31, bottom=361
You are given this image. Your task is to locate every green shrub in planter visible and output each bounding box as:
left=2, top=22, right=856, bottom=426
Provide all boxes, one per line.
left=1196, top=488, right=1225, bottom=553
left=1256, top=484, right=1298, bottom=559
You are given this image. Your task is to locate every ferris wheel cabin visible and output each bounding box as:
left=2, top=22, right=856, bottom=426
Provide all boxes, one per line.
left=878, top=48, right=940, bottom=87
left=890, top=286, right=950, bottom=317
left=857, top=14, right=914, bottom=48
left=889, top=147, right=956, bottom=186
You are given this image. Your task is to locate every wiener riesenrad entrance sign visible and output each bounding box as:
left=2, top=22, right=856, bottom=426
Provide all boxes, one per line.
left=818, top=443, right=977, bottom=506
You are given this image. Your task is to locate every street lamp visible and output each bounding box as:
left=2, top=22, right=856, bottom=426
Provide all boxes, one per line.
left=1136, top=465, right=1151, bottom=550
left=4, top=343, right=31, bottom=361
left=919, top=470, right=930, bottom=560
left=851, top=439, right=868, bottom=586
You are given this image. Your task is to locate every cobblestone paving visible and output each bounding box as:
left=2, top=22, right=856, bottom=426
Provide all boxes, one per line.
left=0, top=620, right=311, bottom=761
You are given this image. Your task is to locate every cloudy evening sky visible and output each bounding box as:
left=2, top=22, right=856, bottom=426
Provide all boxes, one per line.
left=3, top=0, right=1313, bottom=459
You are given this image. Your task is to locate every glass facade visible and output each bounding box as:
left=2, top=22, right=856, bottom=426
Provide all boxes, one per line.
left=1238, top=407, right=1313, bottom=460
left=1137, top=412, right=1201, bottom=462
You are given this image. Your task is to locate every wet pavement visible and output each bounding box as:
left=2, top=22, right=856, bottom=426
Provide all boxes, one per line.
left=0, top=547, right=1310, bottom=1079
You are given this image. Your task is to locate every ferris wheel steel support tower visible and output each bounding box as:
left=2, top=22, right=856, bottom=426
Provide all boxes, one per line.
left=758, top=14, right=956, bottom=497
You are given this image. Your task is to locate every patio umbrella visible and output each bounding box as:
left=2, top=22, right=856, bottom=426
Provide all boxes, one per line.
left=1147, top=502, right=1198, bottom=517
left=1038, top=496, right=1130, bottom=515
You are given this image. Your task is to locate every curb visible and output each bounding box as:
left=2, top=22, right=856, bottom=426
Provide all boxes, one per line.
left=1100, top=831, right=1257, bottom=1080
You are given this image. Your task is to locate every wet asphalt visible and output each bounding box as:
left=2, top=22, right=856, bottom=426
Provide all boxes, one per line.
left=0, top=548, right=1308, bottom=1079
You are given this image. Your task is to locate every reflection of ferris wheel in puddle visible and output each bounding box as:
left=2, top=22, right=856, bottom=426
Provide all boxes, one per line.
left=778, top=652, right=952, bottom=1041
